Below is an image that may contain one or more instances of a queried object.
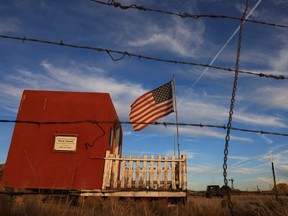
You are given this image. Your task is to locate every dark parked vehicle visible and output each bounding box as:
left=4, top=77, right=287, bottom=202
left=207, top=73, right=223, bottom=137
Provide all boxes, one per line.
left=206, top=185, right=223, bottom=198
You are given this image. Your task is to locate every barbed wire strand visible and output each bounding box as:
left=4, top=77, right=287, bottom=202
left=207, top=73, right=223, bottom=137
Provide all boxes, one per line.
left=0, top=34, right=287, bottom=80
left=90, top=0, right=288, bottom=29
left=0, top=119, right=287, bottom=137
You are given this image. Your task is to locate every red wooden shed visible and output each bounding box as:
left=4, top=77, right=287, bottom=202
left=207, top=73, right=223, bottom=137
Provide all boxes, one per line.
left=2, top=90, right=122, bottom=190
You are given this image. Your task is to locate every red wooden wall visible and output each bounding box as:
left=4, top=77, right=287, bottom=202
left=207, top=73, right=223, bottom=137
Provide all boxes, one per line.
left=2, top=90, right=122, bottom=190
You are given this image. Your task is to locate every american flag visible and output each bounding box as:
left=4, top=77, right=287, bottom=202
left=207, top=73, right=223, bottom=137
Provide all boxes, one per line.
left=129, top=81, right=174, bottom=131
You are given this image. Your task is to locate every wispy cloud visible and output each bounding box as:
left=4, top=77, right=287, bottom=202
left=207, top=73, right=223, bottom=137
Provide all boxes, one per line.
left=230, top=167, right=266, bottom=175
left=229, top=148, right=288, bottom=181
left=229, top=152, right=273, bottom=172
left=0, top=17, right=20, bottom=34
left=256, top=177, right=273, bottom=185
left=187, top=165, right=221, bottom=174
left=179, top=126, right=253, bottom=142
left=41, top=61, right=157, bottom=119
left=177, top=91, right=287, bottom=129
left=128, top=17, right=205, bottom=57
left=256, top=177, right=285, bottom=185
left=123, top=131, right=132, bottom=136
left=234, top=112, right=287, bottom=128
left=251, top=86, right=288, bottom=111
left=0, top=61, right=144, bottom=118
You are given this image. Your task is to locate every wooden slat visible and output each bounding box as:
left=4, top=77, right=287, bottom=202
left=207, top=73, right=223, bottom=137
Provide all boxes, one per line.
left=164, top=155, right=168, bottom=190
left=106, top=153, right=114, bottom=188
left=135, top=155, right=140, bottom=188
left=127, top=155, right=133, bottom=188
left=182, top=154, right=187, bottom=190
left=179, top=159, right=183, bottom=189
left=149, top=155, right=154, bottom=189
left=142, top=155, right=147, bottom=188
left=157, top=155, right=161, bottom=188
left=112, top=155, right=120, bottom=188
left=171, top=155, right=176, bottom=190
left=120, top=155, right=126, bottom=188
left=102, top=151, right=111, bottom=189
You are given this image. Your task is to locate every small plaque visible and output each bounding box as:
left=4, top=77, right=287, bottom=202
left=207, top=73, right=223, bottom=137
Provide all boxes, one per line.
left=54, top=135, right=77, bottom=152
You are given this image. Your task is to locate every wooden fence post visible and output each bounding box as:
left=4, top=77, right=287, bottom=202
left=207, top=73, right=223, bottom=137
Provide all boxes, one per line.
left=121, top=156, right=126, bottom=188
left=102, top=150, right=112, bottom=189
left=135, top=155, right=140, bottom=188
left=112, top=154, right=120, bottom=188
left=149, top=155, right=154, bottom=189
left=182, top=154, right=187, bottom=190
left=127, top=155, right=133, bottom=188
left=164, top=155, right=168, bottom=190
left=157, top=155, right=161, bottom=188
left=179, top=157, right=183, bottom=189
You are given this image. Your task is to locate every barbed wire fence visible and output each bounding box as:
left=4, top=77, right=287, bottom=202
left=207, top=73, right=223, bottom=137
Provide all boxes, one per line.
left=91, top=0, right=288, bottom=29
left=0, top=0, right=286, bottom=212
left=0, top=119, right=287, bottom=137
left=0, top=34, right=286, bottom=80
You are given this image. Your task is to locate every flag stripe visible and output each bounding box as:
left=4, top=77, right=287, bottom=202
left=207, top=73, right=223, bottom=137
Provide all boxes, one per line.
left=136, top=102, right=174, bottom=123
left=129, top=99, right=157, bottom=120
left=129, top=81, right=174, bottom=131
left=130, top=99, right=173, bottom=122
left=131, top=92, right=152, bottom=108
left=132, top=102, right=174, bottom=131
left=129, top=94, right=155, bottom=118
left=132, top=108, right=174, bottom=130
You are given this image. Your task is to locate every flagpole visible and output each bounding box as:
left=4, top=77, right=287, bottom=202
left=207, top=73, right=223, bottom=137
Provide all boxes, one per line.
left=174, top=133, right=176, bottom=157
left=173, top=75, right=180, bottom=159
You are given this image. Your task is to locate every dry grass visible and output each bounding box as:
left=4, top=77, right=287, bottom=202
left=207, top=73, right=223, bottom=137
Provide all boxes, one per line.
left=188, top=195, right=288, bottom=216
left=0, top=194, right=287, bottom=216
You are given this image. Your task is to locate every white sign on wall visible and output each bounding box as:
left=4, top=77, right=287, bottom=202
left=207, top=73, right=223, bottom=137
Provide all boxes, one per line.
left=54, top=135, right=78, bottom=152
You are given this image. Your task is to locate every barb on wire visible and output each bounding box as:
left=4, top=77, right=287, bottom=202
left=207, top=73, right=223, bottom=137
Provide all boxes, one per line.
left=90, top=0, right=288, bottom=29
left=0, top=119, right=288, bottom=137
left=106, top=50, right=129, bottom=61
left=0, top=34, right=287, bottom=80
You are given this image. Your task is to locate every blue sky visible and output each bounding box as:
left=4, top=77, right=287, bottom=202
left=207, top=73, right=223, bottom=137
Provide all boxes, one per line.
left=0, top=0, right=288, bottom=191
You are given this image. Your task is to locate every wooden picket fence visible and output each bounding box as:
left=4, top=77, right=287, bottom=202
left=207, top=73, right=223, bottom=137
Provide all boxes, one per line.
left=102, top=151, right=187, bottom=191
